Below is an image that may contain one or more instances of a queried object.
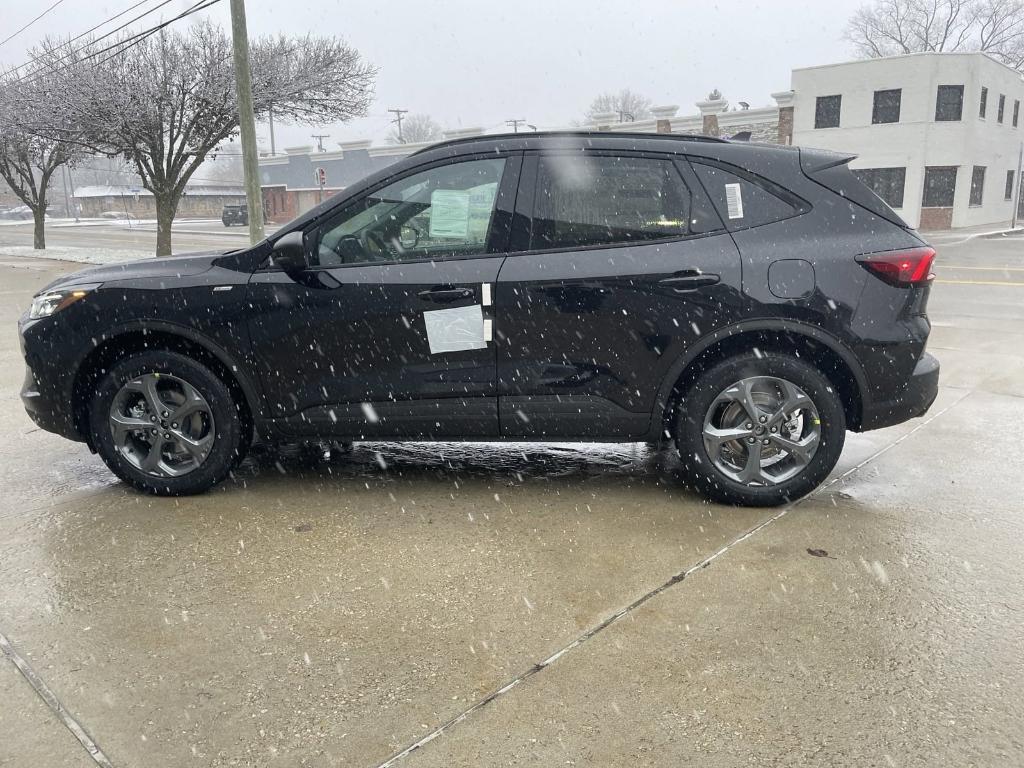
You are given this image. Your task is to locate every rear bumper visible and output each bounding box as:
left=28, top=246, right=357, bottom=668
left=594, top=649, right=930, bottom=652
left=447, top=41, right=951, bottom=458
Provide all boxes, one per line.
left=858, top=352, right=940, bottom=431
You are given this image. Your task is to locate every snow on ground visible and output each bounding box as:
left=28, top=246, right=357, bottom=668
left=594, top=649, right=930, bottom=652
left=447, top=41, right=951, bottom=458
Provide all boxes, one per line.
left=0, top=245, right=153, bottom=264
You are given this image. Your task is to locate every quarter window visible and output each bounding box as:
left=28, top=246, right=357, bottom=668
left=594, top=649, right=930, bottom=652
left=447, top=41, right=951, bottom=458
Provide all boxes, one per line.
left=922, top=167, right=958, bottom=207
left=851, top=167, right=906, bottom=209
left=871, top=89, right=901, bottom=124
left=691, top=161, right=799, bottom=229
left=970, top=166, right=986, bottom=207
left=935, top=85, right=964, bottom=121
left=980, top=86, right=988, bottom=118
left=814, top=95, right=841, bottom=128
left=530, top=155, right=691, bottom=250
left=1006, top=170, right=1015, bottom=201
left=998, top=94, right=1006, bottom=123
left=312, top=158, right=506, bottom=266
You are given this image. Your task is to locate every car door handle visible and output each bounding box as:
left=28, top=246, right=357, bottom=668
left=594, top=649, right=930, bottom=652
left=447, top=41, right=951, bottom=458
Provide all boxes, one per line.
left=659, top=272, right=720, bottom=291
left=417, top=286, right=474, bottom=303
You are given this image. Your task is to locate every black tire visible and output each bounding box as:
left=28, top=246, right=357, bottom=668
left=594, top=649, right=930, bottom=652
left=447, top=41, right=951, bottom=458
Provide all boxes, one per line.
left=88, top=351, right=244, bottom=496
left=675, top=352, right=846, bottom=507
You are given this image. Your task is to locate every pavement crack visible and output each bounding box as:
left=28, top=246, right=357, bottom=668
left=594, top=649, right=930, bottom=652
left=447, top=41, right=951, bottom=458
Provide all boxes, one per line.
left=0, top=630, right=116, bottom=768
left=372, top=389, right=970, bottom=768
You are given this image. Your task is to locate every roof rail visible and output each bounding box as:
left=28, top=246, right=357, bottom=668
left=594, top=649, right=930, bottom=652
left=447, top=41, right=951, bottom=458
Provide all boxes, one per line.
left=410, top=130, right=728, bottom=156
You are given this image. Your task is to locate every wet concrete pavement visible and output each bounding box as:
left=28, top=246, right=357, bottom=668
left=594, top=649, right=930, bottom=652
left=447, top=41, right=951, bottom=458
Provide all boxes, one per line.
left=1, top=236, right=1023, bottom=767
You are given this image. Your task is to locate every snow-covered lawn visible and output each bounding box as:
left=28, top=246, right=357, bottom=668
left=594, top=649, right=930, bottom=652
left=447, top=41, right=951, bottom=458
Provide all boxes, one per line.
left=0, top=245, right=153, bottom=264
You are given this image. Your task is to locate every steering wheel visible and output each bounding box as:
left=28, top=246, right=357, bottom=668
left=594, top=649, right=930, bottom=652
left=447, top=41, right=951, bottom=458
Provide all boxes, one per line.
left=365, top=230, right=393, bottom=261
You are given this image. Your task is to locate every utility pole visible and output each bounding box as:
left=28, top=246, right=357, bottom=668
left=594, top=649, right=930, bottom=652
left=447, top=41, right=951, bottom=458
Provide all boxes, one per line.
left=229, top=0, right=265, bottom=244
left=617, top=110, right=635, bottom=123
left=505, top=118, right=527, bottom=133
left=311, top=134, right=330, bottom=152
left=268, top=103, right=276, bottom=155
left=60, top=165, right=72, bottom=218
left=1014, top=142, right=1023, bottom=230
left=387, top=108, right=409, bottom=143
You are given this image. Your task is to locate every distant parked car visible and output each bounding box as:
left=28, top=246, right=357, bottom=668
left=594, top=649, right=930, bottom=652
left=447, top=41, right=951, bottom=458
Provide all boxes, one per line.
left=98, top=211, right=138, bottom=221
left=0, top=205, right=34, bottom=220
left=222, top=204, right=248, bottom=227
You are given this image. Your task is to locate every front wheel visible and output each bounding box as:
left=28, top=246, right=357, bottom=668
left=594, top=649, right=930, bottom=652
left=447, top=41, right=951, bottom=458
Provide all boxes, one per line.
left=675, top=352, right=846, bottom=506
left=88, top=351, right=244, bottom=496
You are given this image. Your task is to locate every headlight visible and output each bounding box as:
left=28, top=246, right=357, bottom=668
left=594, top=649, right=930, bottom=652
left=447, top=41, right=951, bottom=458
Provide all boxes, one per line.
left=28, top=283, right=101, bottom=319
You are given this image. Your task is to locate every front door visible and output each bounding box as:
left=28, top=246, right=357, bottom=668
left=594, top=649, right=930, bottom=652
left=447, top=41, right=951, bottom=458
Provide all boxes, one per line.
left=247, top=154, right=520, bottom=438
left=496, top=150, right=743, bottom=438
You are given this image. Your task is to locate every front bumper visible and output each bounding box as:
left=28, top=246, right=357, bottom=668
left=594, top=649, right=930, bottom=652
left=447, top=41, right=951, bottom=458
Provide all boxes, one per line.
left=19, top=319, right=84, bottom=443
left=858, top=352, right=940, bottom=431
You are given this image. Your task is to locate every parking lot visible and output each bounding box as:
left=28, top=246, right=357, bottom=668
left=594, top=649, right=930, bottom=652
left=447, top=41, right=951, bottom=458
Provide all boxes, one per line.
left=1, top=232, right=1023, bottom=767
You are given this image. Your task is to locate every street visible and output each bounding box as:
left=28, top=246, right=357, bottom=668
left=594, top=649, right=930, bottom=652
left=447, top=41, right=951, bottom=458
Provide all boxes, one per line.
left=0, top=230, right=1022, bottom=767
left=0, top=218, right=263, bottom=257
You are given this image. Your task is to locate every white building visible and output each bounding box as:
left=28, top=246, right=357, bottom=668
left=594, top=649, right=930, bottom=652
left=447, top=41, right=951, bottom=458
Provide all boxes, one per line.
left=790, top=52, right=1024, bottom=230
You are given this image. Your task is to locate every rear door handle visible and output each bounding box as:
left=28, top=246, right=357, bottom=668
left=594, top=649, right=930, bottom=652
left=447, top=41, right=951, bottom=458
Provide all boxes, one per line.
left=417, top=286, right=474, bottom=303
left=659, top=272, right=720, bottom=291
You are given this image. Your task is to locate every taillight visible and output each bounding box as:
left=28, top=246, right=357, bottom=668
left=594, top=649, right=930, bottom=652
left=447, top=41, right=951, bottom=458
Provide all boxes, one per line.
left=856, top=247, right=936, bottom=287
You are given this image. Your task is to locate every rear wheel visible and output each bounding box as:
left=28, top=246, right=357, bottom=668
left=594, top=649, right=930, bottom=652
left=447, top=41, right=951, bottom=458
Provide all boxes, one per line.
left=675, top=352, right=845, bottom=506
left=88, top=351, right=244, bottom=496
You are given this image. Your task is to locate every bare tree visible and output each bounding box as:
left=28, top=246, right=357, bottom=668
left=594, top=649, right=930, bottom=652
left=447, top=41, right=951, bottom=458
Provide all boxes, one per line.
left=40, top=21, right=375, bottom=255
left=200, top=145, right=245, bottom=184
left=0, top=70, right=82, bottom=249
left=586, top=88, right=653, bottom=122
left=387, top=113, right=443, bottom=145
left=846, top=0, right=1024, bottom=68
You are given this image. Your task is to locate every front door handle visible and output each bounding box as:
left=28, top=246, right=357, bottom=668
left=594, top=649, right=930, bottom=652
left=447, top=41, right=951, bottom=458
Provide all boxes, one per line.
left=659, top=271, right=720, bottom=291
left=417, top=286, right=474, bottom=303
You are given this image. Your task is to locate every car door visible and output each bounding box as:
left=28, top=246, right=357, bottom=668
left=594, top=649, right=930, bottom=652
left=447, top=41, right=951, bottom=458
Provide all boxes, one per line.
left=247, top=153, right=521, bottom=438
left=496, top=150, right=742, bottom=438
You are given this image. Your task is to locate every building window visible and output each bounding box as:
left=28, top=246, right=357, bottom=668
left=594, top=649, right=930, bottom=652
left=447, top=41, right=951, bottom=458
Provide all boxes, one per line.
left=936, top=85, right=964, bottom=121
left=872, top=89, right=902, bottom=124
left=1014, top=100, right=1020, bottom=127
left=970, top=166, right=986, bottom=206
left=852, top=167, right=906, bottom=208
left=923, top=167, right=958, bottom=207
left=1006, top=170, right=1016, bottom=201
left=980, top=86, right=988, bottom=118
left=998, top=94, right=1006, bottom=123
left=814, top=95, right=842, bottom=128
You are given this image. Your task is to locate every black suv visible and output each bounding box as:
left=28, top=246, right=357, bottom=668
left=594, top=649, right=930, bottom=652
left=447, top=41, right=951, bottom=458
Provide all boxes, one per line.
left=221, top=204, right=248, bottom=227
left=19, top=133, right=939, bottom=505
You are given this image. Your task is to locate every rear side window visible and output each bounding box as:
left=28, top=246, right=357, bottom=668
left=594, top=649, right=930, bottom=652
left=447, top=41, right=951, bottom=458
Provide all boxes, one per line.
left=531, top=155, right=691, bottom=250
left=690, top=161, right=800, bottom=229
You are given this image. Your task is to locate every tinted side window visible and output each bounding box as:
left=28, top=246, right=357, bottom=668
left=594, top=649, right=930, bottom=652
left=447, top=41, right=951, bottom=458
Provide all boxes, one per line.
left=531, top=155, right=691, bottom=250
left=313, top=158, right=506, bottom=266
left=690, top=161, right=799, bottom=229
left=936, top=85, right=964, bottom=121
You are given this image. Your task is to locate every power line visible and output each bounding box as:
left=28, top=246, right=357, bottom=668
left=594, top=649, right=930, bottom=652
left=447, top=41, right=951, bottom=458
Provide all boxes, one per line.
left=11, top=0, right=221, bottom=89
left=0, top=0, right=70, bottom=50
left=505, top=119, right=527, bottom=133
left=10, top=0, right=169, bottom=74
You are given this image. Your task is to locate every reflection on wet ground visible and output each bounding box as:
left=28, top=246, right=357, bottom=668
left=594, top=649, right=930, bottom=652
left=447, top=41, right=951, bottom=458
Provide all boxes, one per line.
left=243, top=440, right=675, bottom=486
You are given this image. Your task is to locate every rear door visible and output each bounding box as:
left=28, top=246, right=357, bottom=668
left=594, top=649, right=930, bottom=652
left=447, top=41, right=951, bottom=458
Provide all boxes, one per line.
left=247, top=154, right=520, bottom=438
left=496, top=150, right=742, bottom=438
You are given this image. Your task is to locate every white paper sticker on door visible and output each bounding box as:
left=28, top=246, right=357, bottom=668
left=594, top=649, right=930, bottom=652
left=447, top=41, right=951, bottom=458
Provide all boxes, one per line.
left=423, top=304, right=487, bottom=354
left=724, top=183, right=744, bottom=219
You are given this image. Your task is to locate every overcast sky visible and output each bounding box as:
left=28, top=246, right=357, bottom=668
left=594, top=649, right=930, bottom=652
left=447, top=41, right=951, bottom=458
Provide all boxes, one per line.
left=0, top=0, right=867, bottom=150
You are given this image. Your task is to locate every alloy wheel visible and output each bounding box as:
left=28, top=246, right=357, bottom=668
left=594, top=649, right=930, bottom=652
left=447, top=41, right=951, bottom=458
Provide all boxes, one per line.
left=702, top=376, right=821, bottom=486
left=108, top=372, right=215, bottom=478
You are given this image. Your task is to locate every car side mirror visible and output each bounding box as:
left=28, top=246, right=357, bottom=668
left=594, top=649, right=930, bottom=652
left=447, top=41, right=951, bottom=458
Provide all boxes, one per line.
left=271, top=231, right=308, bottom=273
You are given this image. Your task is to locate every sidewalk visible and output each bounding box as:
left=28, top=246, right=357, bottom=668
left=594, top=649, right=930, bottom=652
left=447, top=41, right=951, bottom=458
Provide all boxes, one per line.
left=920, top=221, right=1024, bottom=244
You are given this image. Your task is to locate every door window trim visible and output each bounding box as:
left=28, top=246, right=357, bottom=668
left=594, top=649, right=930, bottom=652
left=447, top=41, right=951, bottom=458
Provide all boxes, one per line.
left=264, top=152, right=524, bottom=272
left=507, top=148, right=722, bottom=259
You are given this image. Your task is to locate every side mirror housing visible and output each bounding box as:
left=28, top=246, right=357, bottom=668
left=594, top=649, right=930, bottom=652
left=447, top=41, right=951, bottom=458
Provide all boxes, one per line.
left=271, top=231, right=307, bottom=272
